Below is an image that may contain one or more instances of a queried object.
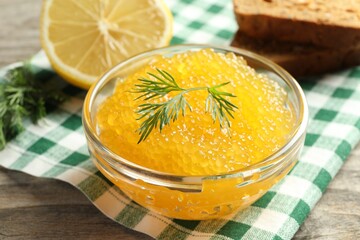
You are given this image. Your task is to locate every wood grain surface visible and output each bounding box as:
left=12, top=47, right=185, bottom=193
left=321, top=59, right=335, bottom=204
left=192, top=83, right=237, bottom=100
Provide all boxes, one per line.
left=0, top=1, right=359, bottom=239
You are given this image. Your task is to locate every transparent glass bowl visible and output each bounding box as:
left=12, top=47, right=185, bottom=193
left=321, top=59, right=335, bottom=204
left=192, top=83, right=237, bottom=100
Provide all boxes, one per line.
left=83, top=44, right=308, bottom=220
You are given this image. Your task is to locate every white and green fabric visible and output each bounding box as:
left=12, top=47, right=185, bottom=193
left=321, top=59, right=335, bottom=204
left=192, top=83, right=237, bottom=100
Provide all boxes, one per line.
left=1, top=0, right=360, bottom=239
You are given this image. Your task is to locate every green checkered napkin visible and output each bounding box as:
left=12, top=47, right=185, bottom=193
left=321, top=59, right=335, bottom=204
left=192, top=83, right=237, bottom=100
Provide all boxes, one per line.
left=1, top=0, right=360, bottom=239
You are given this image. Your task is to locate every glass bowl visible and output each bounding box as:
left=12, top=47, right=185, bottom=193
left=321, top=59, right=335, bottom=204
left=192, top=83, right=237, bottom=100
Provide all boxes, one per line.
left=83, top=44, right=308, bottom=220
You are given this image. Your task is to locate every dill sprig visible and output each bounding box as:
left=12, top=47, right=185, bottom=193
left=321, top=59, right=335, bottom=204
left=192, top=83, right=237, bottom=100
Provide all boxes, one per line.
left=134, top=68, right=238, bottom=143
left=0, top=62, right=67, bottom=150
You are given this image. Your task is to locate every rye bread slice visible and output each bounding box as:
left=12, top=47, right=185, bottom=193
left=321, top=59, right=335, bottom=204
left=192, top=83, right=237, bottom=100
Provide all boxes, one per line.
left=231, top=31, right=360, bottom=77
left=233, top=0, right=360, bottom=48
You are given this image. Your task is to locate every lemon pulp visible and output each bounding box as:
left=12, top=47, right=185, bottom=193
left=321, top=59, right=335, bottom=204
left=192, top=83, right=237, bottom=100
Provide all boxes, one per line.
left=41, top=0, right=173, bottom=89
left=96, top=49, right=296, bottom=175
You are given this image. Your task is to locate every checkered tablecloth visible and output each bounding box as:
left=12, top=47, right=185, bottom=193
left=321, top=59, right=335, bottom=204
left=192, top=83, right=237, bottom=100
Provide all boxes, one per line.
left=1, top=0, right=360, bottom=239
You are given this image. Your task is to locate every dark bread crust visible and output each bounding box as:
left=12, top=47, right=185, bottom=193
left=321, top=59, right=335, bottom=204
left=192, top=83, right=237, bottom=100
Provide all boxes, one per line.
left=231, top=31, right=360, bottom=77
left=233, top=1, right=360, bottom=48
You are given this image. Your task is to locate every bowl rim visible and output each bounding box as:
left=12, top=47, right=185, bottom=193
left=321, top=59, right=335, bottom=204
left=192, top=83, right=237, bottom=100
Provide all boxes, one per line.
left=83, top=43, right=309, bottom=179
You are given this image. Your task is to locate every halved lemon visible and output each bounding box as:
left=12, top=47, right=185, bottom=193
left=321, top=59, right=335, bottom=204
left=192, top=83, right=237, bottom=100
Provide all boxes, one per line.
left=40, top=0, right=173, bottom=89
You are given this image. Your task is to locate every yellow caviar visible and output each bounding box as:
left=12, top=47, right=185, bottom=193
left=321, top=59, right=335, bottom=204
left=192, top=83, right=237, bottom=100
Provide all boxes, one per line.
left=96, top=49, right=295, bottom=175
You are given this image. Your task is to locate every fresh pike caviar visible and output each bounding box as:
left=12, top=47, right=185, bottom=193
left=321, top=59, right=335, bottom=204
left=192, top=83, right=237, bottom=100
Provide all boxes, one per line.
left=92, top=48, right=300, bottom=219
left=96, top=49, right=295, bottom=175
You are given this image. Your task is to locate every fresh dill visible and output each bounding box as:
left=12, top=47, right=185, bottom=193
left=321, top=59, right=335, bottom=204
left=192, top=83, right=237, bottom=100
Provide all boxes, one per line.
left=0, top=62, right=67, bottom=149
left=134, top=68, right=238, bottom=143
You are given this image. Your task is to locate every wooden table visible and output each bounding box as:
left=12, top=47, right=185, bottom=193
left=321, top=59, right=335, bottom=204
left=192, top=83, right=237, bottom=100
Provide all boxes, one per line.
left=0, top=1, right=359, bottom=239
